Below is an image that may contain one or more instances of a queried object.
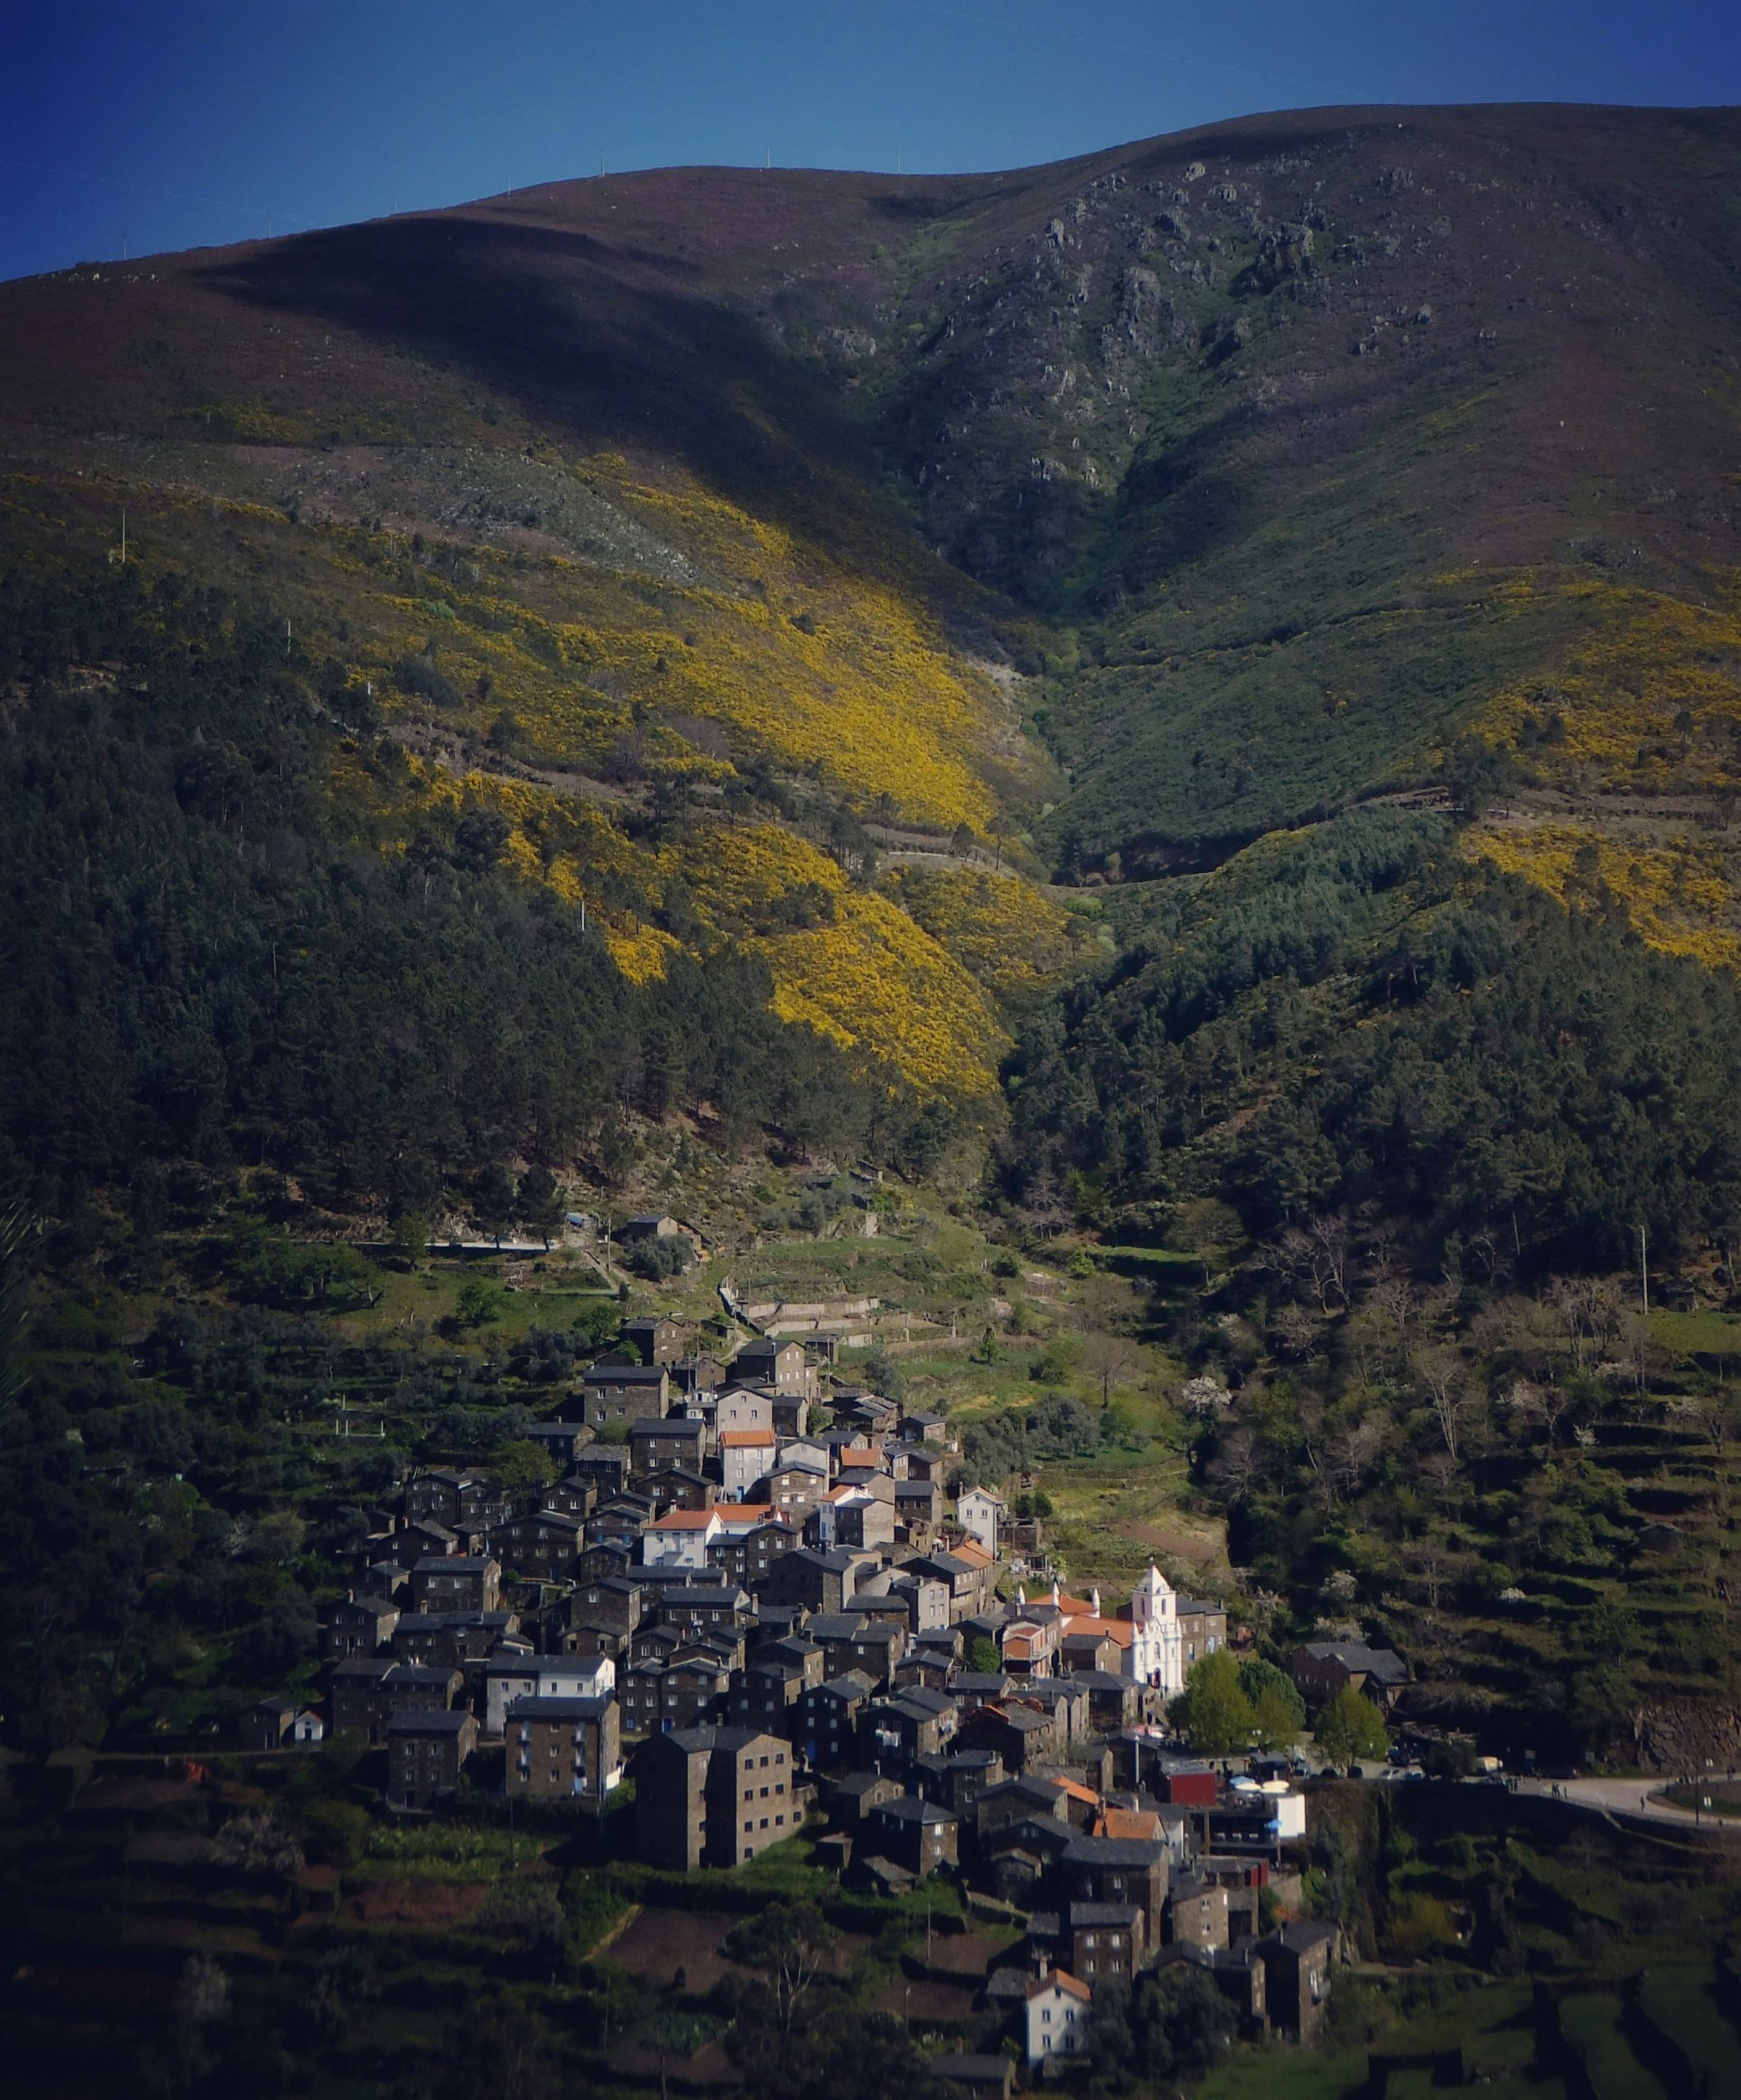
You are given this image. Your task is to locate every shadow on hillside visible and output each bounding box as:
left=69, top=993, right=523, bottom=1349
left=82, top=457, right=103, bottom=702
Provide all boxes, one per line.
left=195, top=214, right=884, bottom=546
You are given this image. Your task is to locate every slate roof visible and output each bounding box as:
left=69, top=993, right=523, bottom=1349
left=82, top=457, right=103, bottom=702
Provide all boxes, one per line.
left=871, top=1795, right=957, bottom=1826
left=505, top=1695, right=613, bottom=1721
left=1063, top=1835, right=1165, bottom=1866
left=387, top=1709, right=471, bottom=1736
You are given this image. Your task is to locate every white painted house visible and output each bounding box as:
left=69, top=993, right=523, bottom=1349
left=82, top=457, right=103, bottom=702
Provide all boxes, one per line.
left=639, top=1507, right=723, bottom=1569
left=485, top=1653, right=615, bottom=1736
left=1026, top=1969, right=1091, bottom=2067
left=720, top=1427, right=777, bottom=1500
left=956, top=1485, right=1006, bottom=1557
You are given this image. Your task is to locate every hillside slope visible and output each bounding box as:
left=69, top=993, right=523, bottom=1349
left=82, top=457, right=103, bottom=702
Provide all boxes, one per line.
left=4, top=104, right=1741, bottom=1120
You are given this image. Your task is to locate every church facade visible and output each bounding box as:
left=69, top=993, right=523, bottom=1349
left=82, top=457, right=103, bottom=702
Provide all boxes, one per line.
left=1127, top=1564, right=1185, bottom=1695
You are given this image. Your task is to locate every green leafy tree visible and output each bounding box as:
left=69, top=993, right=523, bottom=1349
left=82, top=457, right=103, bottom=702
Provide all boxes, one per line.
left=1087, top=1965, right=1235, bottom=2090
left=570, top=1299, right=621, bottom=1349
left=1180, top=1648, right=1254, bottom=1758
left=1252, top=1680, right=1306, bottom=1754
left=967, top=1637, right=1003, bottom=1674
left=1239, top=1659, right=1307, bottom=1751
left=1314, top=1685, right=1390, bottom=1769
left=494, top=1439, right=559, bottom=1495
left=387, top=1208, right=431, bottom=1270
left=1170, top=1195, right=1244, bottom=1286
left=455, top=1276, right=505, bottom=1330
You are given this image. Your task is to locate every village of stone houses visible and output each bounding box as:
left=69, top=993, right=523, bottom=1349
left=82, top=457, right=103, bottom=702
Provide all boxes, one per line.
left=24, top=1178, right=1741, bottom=2100
left=226, top=1241, right=1401, bottom=2091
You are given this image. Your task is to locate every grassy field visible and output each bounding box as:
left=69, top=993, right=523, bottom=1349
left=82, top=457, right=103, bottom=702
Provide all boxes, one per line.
left=1558, top=1992, right=1670, bottom=2100
left=1195, top=2045, right=1369, bottom=2100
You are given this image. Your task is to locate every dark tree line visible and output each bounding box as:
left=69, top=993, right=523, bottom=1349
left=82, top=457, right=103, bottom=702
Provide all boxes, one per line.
left=0, top=563, right=945, bottom=1221
left=1005, top=809, right=1741, bottom=1273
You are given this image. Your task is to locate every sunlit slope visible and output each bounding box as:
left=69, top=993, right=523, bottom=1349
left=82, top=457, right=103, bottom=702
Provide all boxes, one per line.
left=7, top=101, right=1741, bottom=1085
left=0, top=180, right=1066, bottom=1099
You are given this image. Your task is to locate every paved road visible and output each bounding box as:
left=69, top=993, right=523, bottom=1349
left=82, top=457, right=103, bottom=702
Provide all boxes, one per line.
left=1512, top=1775, right=1739, bottom=1833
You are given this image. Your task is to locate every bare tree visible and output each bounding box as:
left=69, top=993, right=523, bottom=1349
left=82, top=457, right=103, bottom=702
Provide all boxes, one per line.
left=1323, top=1409, right=1387, bottom=1498
left=1407, top=1538, right=1460, bottom=1615
left=1414, top=1344, right=1473, bottom=1459
left=1503, top=1376, right=1576, bottom=1449
left=1305, top=1214, right=1354, bottom=1310
left=1205, top=1424, right=1262, bottom=1506
left=1270, top=1300, right=1326, bottom=1361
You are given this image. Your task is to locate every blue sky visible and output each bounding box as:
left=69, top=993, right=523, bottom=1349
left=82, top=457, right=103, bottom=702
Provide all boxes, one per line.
left=4, top=1, right=1738, bottom=281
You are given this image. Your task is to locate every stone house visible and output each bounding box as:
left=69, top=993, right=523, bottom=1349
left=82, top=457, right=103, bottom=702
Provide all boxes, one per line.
left=865, top=1795, right=959, bottom=1875
left=1167, top=1873, right=1231, bottom=1953
left=1061, top=1834, right=1171, bottom=1940
left=622, top=1316, right=686, bottom=1367
left=633, top=1725, right=795, bottom=1869
left=716, top=1385, right=776, bottom=1435
left=797, top=1670, right=876, bottom=1769
left=706, top=1505, right=796, bottom=1585
left=1028, top=1901, right=1145, bottom=1987
left=629, top=1414, right=707, bottom=1477
left=407, top=1468, right=505, bottom=1532
left=955, top=1700, right=1058, bottom=1774
left=324, top=1595, right=400, bottom=1660
left=1290, top=1642, right=1408, bottom=1714
left=488, top=1509, right=583, bottom=1582
left=391, top=1610, right=516, bottom=1669
left=505, top=1692, right=623, bottom=1802
left=582, top=1362, right=670, bottom=1430
left=860, top=1689, right=959, bottom=1770
left=1177, top=1597, right=1229, bottom=1669
left=804, top=1613, right=907, bottom=1687
left=1255, top=1920, right=1338, bottom=2038
left=752, top=1545, right=863, bottom=1614
left=386, top=1708, right=477, bottom=1810
left=411, top=1555, right=500, bottom=1614
left=732, top=1337, right=815, bottom=1397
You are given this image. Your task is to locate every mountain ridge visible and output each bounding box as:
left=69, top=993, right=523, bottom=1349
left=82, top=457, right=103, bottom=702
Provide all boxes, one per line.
left=6, top=100, right=1741, bottom=1116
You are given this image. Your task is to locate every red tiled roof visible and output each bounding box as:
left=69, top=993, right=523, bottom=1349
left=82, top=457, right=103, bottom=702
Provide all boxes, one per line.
left=1063, top=1614, right=1133, bottom=1648
left=1098, top=1808, right=1163, bottom=1841
left=1028, top=1969, right=1091, bottom=2003
left=713, top=1502, right=777, bottom=1527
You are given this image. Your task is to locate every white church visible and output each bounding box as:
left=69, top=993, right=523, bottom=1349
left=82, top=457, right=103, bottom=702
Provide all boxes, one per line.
left=1045, top=1563, right=1187, bottom=1697
left=1127, top=1563, right=1186, bottom=1694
